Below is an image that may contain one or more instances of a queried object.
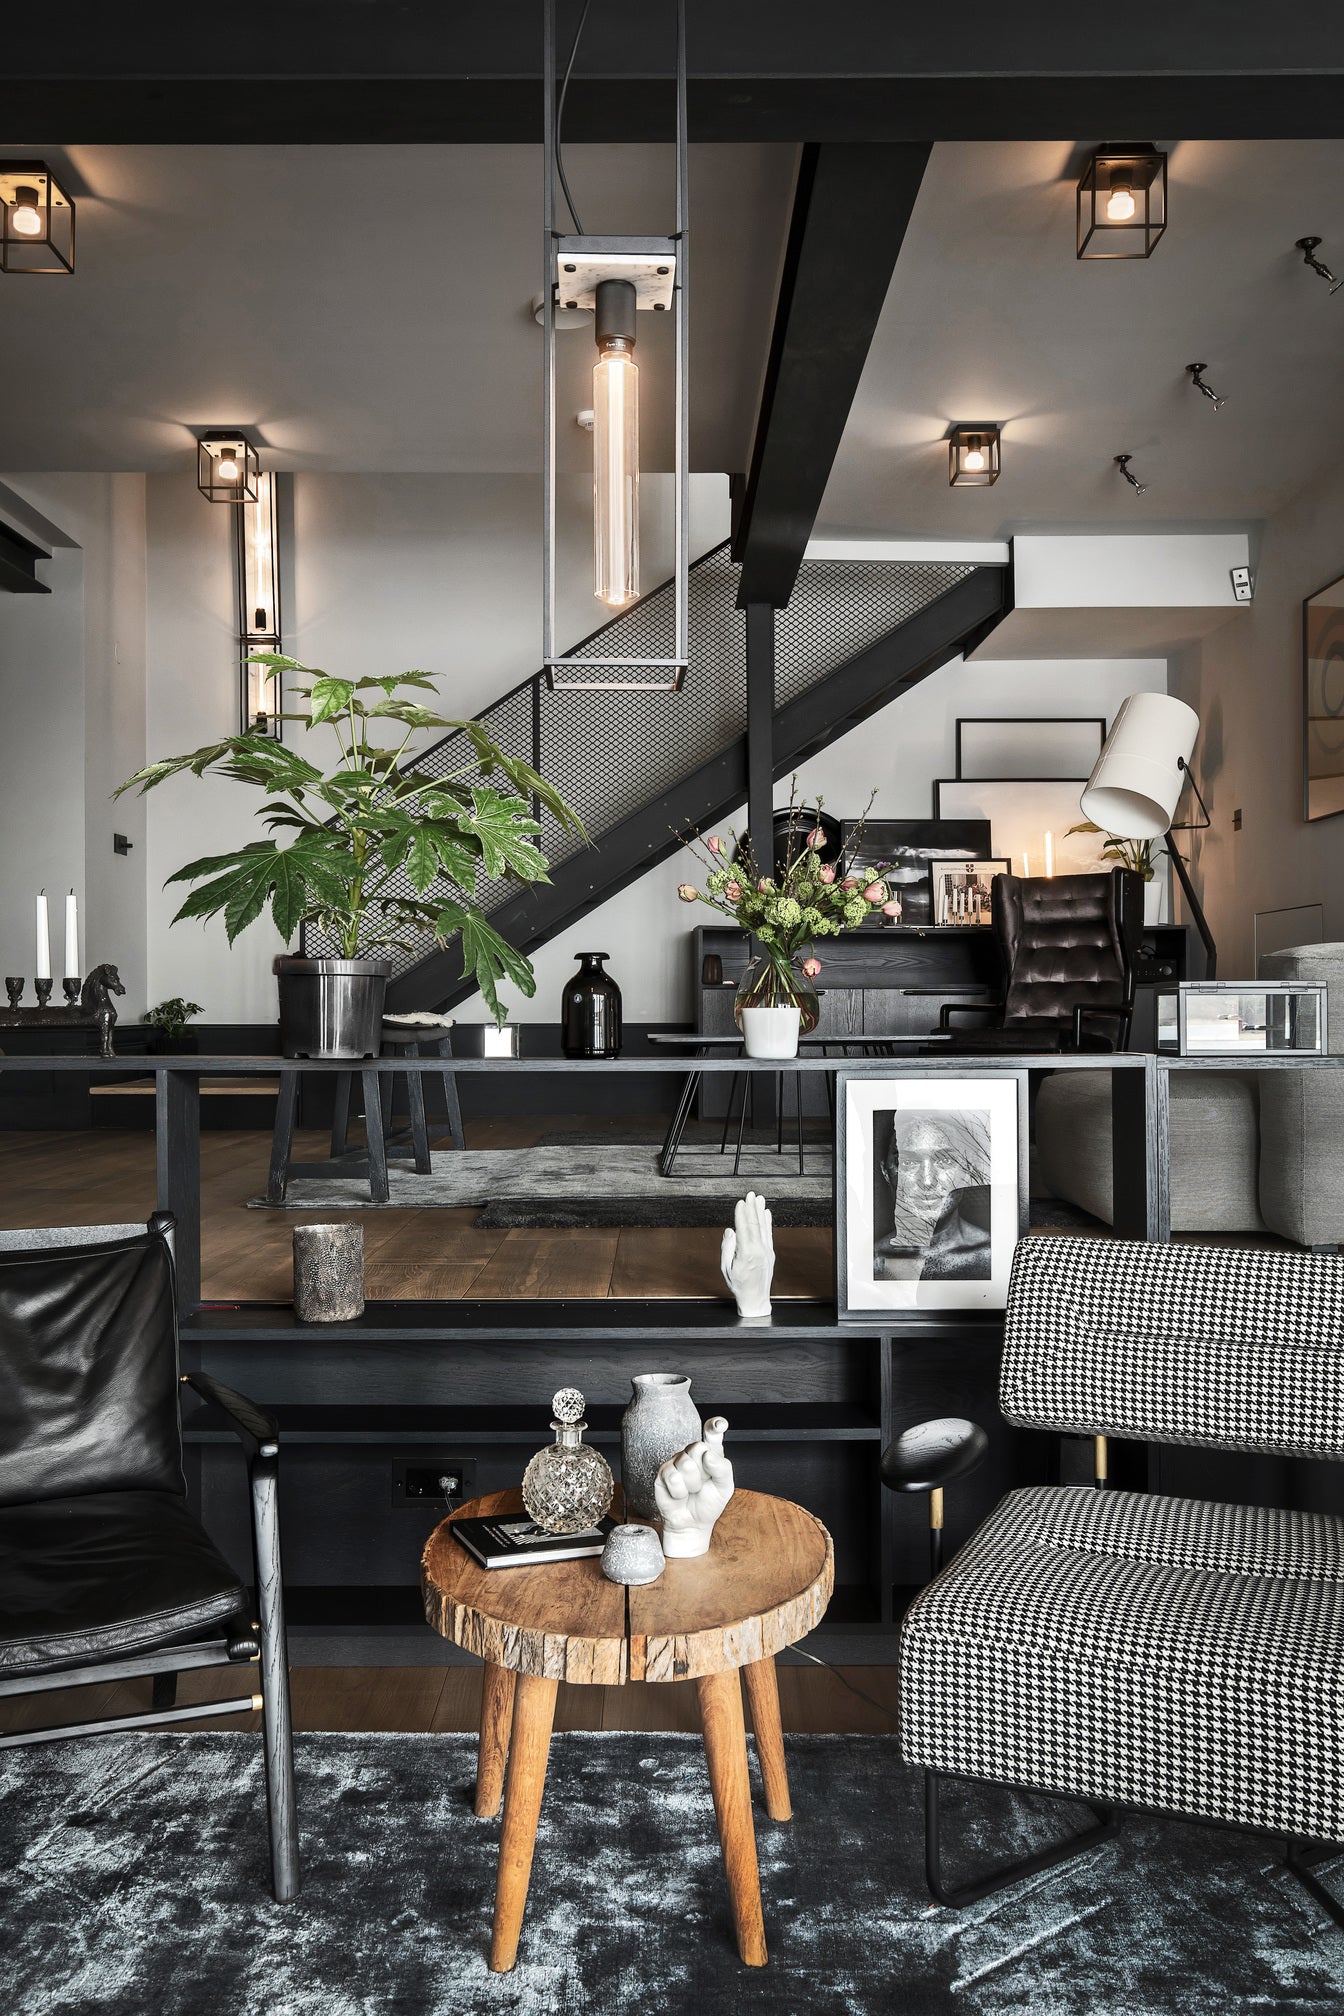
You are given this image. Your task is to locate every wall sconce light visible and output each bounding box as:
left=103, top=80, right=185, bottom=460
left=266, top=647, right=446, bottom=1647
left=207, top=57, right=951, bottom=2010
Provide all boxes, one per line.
left=541, top=0, right=689, bottom=693
left=236, top=472, right=284, bottom=738
left=0, top=161, right=75, bottom=275
left=197, top=430, right=260, bottom=504
left=948, top=424, right=1001, bottom=488
left=1115, top=453, right=1148, bottom=496
left=1186, top=362, right=1226, bottom=410
left=1296, top=237, right=1344, bottom=294
left=1077, top=145, right=1167, bottom=259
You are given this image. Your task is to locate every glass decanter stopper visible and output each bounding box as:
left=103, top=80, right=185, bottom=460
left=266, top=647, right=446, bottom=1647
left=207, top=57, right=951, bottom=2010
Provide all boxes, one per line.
left=522, top=1387, right=615, bottom=1536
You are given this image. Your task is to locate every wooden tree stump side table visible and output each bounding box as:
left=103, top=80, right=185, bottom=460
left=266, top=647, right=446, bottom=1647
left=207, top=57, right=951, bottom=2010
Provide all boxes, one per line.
left=421, top=1487, right=834, bottom=1974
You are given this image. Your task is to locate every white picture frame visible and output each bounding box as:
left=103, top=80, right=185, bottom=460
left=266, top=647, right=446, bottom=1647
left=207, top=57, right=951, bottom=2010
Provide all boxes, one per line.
left=835, top=1071, right=1027, bottom=1318
left=929, top=856, right=1011, bottom=926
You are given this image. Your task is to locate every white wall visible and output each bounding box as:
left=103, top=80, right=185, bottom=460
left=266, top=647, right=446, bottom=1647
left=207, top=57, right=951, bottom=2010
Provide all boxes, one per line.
left=489, top=652, right=1169, bottom=1026
left=1171, top=452, right=1344, bottom=977
left=0, top=475, right=148, bottom=1013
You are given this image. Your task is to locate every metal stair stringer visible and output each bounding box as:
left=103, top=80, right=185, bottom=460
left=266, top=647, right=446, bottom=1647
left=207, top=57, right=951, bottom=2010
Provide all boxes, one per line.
left=386, top=561, right=1009, bottom=1013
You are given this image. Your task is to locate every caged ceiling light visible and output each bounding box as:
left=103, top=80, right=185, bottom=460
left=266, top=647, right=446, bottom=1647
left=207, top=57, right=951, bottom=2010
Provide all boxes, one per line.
left=1077, top=145, right=1167, bottom=260
left=197, top=430, right=260, bottom=504
left=948, top=424, right=1001, bottom=488
left=0, top=161, right=74, bottom=275
left=541, top=0, right=689, bottom=693
left=236, top=472, right=284, bottom=740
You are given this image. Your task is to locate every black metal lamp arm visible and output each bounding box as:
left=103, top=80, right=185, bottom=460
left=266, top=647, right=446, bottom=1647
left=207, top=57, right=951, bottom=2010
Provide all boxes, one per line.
left=1163, top=758, right=1217, bottom=979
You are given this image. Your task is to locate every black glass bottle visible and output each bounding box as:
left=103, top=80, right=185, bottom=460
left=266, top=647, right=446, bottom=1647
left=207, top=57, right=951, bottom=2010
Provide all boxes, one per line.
left=561, top=952, right=622, bottom=1058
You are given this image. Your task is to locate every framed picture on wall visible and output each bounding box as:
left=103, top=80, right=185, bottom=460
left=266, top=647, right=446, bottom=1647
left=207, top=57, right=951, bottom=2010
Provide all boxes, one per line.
left=1303, top=573, right=1344, bottom=821
left=933, top=779, right=1110, bottom=879
left=840, top=819, right=991, bottom=926
left=835, top=1070, right=1028, bottom=1319
left=955, top=717, right=1106, bottom=781
left=929, top=857, right=1011, bottom=926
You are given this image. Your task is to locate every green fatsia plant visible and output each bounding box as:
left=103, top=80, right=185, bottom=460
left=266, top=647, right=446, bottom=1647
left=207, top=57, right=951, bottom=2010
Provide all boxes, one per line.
left=116, top=655, right=584, bottom=1022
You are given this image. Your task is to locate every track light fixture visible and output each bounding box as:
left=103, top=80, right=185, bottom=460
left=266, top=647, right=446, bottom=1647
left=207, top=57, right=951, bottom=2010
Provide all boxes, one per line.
left=1296, top=237, right=1344, bottom=294
left=1186, top=363, right=1225, bottom=410
left=1115, top=454, right=1148, bottom=497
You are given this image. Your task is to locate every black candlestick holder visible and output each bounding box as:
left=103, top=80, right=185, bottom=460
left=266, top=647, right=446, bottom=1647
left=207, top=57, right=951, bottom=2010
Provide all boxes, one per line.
left=62, top=977, right=81, bottom=1004
left=4, top=977, right=22, bottom=1010
left=34, top=978, right=53, bottom=1008
left=0, top=964, right=122, bottom=1058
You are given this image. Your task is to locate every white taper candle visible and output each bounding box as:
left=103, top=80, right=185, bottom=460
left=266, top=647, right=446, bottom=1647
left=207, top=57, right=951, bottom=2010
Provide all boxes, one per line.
left=35, top=890, right=50, bottom=979
left=64, top=890, right=78, bottom=978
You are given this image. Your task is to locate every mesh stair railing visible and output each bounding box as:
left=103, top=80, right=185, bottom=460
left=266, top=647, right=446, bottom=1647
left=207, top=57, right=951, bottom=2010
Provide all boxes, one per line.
left=303, top=540, right=987, bottom=995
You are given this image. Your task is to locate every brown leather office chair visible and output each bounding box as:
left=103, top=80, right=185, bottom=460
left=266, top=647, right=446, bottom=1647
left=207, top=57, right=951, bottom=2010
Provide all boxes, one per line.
left=938, top=867, right=1143, bottom=1053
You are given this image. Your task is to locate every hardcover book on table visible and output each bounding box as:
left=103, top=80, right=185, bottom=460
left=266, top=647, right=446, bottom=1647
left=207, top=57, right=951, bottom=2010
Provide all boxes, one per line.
left=450, top=1513, right=617, bottom=1570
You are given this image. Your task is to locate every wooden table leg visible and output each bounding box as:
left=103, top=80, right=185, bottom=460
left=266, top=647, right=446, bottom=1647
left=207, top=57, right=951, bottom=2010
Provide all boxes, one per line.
left=742, top=1656, right=792, bottom=1822
left=697, top=1668, right=768, bottom=1967
left=490, top=1672, right=558, bottom=1973
left=475, top=1663, right=516, bottom=1819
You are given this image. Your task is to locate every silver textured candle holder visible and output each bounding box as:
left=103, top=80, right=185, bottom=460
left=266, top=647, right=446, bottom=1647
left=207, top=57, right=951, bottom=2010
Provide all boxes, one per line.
left=292, top=1223, right=365, bottom=1322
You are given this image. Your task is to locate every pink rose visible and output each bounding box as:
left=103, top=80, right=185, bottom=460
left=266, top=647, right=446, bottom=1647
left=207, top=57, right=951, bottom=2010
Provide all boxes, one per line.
left=723, top=879, right=743, bottom=901
left=801, top=957, right=822, bottom=979
left=817, top=865, right=836, bottom=885
left=863, top=881, right=886, bottom=903
left=757, top=878, right=772, bottom=894
left=806, top=826, right=826, bottom=851
left=706, top=834, right=722, bottom=855
left=677, top=883, right=699, bottom=902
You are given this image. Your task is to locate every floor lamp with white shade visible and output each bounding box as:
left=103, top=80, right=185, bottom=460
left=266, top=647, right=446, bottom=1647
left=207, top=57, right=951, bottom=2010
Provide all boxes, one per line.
left=1081, top=692, right=1217, bottom=979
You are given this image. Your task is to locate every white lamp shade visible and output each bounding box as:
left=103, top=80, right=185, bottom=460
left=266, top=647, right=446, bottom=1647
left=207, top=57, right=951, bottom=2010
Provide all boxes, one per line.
left=1080, top=692, right=1199, bottom=840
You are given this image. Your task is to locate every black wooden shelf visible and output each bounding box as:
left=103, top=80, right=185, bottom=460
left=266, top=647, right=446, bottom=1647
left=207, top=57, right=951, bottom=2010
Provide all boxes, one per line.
left=184, top=1400, right=882, bottom=1443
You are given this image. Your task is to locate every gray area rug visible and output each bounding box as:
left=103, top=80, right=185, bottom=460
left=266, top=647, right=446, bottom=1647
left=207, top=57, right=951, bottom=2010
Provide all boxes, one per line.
left=2, top=1731, right=1342, bottom=2015
left=251, top=1143, right=834, bottom=1227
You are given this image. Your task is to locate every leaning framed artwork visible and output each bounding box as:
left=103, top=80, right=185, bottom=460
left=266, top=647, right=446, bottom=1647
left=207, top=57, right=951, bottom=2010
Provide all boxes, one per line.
left=834, top=1070, right=1028, bottom=1319
left=929, top=856, right=1010, bottom=926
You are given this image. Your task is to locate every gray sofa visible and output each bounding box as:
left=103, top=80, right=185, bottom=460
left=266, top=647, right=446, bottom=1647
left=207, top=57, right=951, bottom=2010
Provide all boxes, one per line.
left=1035, top=943, right=1344, bottom=1247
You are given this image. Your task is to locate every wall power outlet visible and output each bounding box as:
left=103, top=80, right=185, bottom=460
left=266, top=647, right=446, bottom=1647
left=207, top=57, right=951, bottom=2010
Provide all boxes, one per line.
left=391, top=1458, right=475, bottom=1509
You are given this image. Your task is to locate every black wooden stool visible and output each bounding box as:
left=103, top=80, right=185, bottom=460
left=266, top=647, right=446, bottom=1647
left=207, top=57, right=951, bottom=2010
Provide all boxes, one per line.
left=266, top=1018, right=462, bottom=1206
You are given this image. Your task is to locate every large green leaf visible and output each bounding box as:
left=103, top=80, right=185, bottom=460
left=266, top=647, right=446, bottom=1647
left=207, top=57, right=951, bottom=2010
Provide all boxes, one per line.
left=433, top=899, right=537, bottom=1025
left=458, top=785, right=542, bottom=879
left=307, top=677, right=356, bottom=725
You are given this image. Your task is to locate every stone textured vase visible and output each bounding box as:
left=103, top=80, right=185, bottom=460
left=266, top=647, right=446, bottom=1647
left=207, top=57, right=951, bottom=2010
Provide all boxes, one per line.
left=292, top=1223, right=364, bottom=1322
left=621, top=1372, right=702, bottom=1522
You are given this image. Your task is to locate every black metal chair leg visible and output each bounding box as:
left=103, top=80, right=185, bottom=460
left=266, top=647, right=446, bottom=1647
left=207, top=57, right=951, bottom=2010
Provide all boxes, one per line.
left=405, top=1053, right=432, bottom=1173
left=329, top=1071, right=353, bottom=1159
left=151, top=1671, right=178, bottom=1711
left=361, top=1067, right=390, bottom=1202
left=251, top=1452, right=299, bottom=1903
left=924, top=1769, right=1116, bottom=1909
left=1285, top=1840, right=1344, bottom=1932
left=719, top=1069, right=743, bottom=1155
left=660, top=1069, right=700, bottom=1176
left=266, top=1071, right=299, bottom=1205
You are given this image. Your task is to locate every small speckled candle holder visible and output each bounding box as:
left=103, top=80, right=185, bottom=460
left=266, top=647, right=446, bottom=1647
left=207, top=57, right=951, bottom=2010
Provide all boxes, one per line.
left=292, top=1223, right=365, bottom=1322
left=600, top=1524, right=665, bottom=1586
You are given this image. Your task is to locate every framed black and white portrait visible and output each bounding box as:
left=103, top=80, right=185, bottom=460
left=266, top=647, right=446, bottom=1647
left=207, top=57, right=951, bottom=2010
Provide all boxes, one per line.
left=835, top=1071, right=1028, bottom=1318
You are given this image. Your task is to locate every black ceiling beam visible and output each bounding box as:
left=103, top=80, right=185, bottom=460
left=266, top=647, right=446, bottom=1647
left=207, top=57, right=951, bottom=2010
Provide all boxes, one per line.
left=0, top=522, right=51, bottom=595
left=732, top=143, right=928, bottom=611
left=9, top=75, right=1344, bottom=143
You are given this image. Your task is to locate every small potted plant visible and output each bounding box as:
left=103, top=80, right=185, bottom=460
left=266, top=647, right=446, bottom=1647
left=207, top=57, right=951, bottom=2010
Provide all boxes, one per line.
left=678, top=784, right=883, bottom=1057
left=118, top=655, right=582, bottom=1057
left=1065, top=822, right=1165, bottom=923
left=144, top=998, right=203, bottom=1054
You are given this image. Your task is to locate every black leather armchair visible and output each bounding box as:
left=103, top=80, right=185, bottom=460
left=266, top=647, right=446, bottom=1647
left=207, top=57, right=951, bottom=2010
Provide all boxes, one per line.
left=938, top=867, right=1143, bottom=1053
left=0, top=1214, right=298, bottom=1902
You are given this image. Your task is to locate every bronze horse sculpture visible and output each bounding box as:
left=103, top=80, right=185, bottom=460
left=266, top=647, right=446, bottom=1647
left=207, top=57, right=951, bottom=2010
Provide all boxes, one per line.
left=81, top=964, right=125, bottom=1059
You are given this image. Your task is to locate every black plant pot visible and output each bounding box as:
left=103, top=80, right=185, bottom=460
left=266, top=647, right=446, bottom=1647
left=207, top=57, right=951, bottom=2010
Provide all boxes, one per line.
left=561, top=952, right=622, bottom=1059
left=274, top=956, right=392, bottom=1059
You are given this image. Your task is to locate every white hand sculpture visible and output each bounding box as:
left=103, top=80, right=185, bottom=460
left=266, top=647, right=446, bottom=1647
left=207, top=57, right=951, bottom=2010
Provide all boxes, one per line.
left=720, top=1192, right=774, bottom=1320
left=654, top=1417, right=734, bottom=1559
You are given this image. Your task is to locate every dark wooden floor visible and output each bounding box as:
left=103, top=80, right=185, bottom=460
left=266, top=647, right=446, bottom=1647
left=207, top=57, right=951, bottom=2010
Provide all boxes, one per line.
left=0, top=1663, right=899, bottom=1738
left=0, top=1120, right=836, bottom=1303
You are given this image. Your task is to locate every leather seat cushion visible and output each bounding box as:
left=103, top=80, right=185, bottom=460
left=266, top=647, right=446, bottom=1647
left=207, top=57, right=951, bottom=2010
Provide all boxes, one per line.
left=0, top=1490, right=248, bottom=1675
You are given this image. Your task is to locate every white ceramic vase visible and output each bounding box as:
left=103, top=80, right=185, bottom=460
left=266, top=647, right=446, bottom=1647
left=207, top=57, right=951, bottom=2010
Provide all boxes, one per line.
left=1144, top=877, right=1167, bottom=925
left=741, top=1004, right=801, bottom=1059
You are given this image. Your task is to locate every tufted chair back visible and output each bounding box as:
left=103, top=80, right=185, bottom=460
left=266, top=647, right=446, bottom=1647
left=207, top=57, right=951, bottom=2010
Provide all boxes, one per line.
left=994, top=868, right=1142, bottom=1036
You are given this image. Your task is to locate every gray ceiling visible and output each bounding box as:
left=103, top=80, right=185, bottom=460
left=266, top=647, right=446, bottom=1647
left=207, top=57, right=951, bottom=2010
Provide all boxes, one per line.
left=0, top=143, right=794, bottom=475
left=819, top=140, right=1344, bottom=538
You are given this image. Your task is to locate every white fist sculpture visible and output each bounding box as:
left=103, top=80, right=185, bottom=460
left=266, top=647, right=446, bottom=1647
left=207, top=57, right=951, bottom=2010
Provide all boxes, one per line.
left=721, top=1192, right=774, bottom=1321
left=654, top=1416, right=734, bottom=1559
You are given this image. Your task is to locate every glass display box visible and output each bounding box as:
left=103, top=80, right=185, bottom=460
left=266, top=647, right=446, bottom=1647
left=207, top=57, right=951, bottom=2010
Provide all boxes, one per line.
left=1155, top=981, right=1326, bottom=1057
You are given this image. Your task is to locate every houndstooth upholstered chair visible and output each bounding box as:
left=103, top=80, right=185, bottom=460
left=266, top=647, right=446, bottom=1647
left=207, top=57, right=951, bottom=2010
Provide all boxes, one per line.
left=900, top=1236, right=1344, bottom=1928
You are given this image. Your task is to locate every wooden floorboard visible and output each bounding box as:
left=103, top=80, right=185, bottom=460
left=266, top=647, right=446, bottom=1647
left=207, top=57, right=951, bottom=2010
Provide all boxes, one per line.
left=0, top=1665, right=899, bottom=1738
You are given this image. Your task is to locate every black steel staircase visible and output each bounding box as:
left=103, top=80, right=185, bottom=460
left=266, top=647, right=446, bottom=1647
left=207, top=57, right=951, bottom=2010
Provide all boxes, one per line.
left=336, top=541, right=1008, bottom=1012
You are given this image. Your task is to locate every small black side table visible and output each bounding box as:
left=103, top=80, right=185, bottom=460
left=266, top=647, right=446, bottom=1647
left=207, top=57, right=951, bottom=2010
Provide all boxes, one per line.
left=266, top=1021, right=463, bottom=1205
